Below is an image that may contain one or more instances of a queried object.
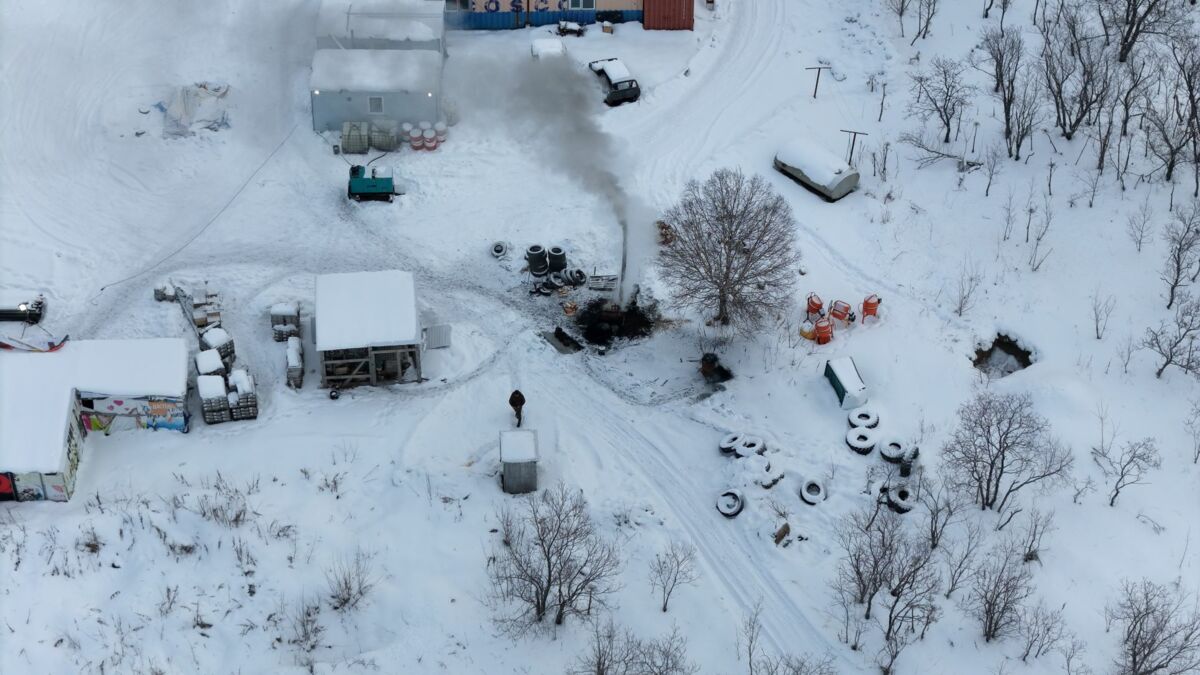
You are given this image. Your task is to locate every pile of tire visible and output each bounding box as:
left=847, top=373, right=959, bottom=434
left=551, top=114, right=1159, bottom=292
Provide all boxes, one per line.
left=526, top=245, right=550, bottom=277
left=882, top=483, right=915, bottom=513
left=845, top=427, right=877, bottom=455
left=847, top=404, right=879, bottom=429
left=718, top=432, right=767, bottom=458
left=716, top=489, right=745, bottom=518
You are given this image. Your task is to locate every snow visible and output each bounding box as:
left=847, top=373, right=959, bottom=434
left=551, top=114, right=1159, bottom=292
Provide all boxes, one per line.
left=310, top=49, right=442, bottom=93
left=315, top=270, right=421, bottom=351
left=531, top=38, right=565, bottom=59
left=500, top=429, right=538, bottom=463
left=270, top=301, right=299, bottom=317
left=0, top=339, right=187, bottom=473
left=229, top=368, right=254, bottom=395
left=286, top=336, right=302, bottom=368
left=4, top=2, right=1200, bottom=674
left=317, top=0, right=444, bottom=44
left=195, top=349, right=223, bottom=374
left=197, top=374, right=226, bottom=400
left=201, top=326, right=230, bottom=349
left=774, top=138, right=854, bottom=188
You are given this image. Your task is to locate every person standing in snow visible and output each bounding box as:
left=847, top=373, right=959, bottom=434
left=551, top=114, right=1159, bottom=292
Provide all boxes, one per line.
left=509, top=389, right=526, bottom=428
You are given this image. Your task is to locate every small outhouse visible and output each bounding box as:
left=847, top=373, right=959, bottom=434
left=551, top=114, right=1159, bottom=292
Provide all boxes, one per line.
left=824, top=356, right=869, bottom=409
left=499, top=429, right=538, bottom=495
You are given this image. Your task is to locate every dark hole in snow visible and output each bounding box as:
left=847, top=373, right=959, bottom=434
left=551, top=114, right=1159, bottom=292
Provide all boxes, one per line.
left=973, top=334, right=1033, bottom=377
left=887, top=442, right=901, bottom=451
left=897, top=489, right=909, bottom=500
left=805, top=483, right=820, bottom=495
left=543, top=327, right=583, bottom=354
left=575, top=298, right=656, bottom=347
left=856, top=433, right=869, bottom=442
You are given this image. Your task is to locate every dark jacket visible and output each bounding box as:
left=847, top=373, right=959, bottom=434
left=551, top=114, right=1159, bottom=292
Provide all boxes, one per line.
left=509, top=390, right=526, bottom=409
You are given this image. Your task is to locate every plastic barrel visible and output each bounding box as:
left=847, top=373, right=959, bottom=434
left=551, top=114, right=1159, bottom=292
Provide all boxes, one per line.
left=419, top=121, right=433, bottom=132
left=409, top=128, right=423, bottom=151
left=422, top=129, right=438, bottom=150
left=434, top=121, right=448, bottom=143
left=547, top=246, right=567, bottom=272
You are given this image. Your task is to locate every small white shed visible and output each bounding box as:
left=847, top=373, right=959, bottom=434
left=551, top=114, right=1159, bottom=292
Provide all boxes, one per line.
left=499, top=429, right=538, bottom=495
left=310, top=49, right=443, bottom=132
left=315, top=270, right=424, bottom=387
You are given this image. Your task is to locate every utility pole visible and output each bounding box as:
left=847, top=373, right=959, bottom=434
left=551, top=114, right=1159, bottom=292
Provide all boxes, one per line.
left=805, top=66, right=831, bottom=99
left=840, top=129, right=869, bottom=165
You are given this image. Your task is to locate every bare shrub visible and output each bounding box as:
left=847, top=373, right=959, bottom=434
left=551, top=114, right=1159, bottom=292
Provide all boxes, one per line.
left=1007, top=65, right=1042, bottom=160
left=835, top=505, right=902, bottom=620
left=1019, top=601, right=1069, bottom=662
left=649, top=540, right=699, bottom=613
left=633, top=625, right=698, bottom=675
left=1105, top=579, right=1200, bottom=675
left=884, top=0, right=915, bottom=37
left=878, top=535, right=942, bottom=649
left=1016, top=508, right=1056, bottom=563
left=1093, top=437, right=1161, bottom=506
left=908, top=56, right=974, bottom=143
left=489, top=483, right=622, bottom=631
left=1126, top=195, right=1155, bottom=252
left=910, top=0, right=939, bottom=44
left=942, top=521, right=984, bottom=599
left=657, top=168, right=802, bottom=333
left=983, top=144, right=1004, bottom=196
left=158, top=585, right=180, bottom=617
left=942, top=391, right=1074, bottom=522
left=75, top=524, right=103, bottom=555
left=953, top=261, right=983, bottom=316
left=1143, top=294, right=1200, bottom=377
left=741, top=603, right=835, bottom=675
left=916, top=470, right=966, bottom=550
left=1061, top=636, right=1094, bottom=675
left=1161, top=205, right=1200, bottom=309
left=1092, top=291, right=1116, bottom=340
left=1186, top=400, right=1200, bottom=464
left=326, top=548, right=377, bottom=612
left=288, top=596, right=325, bottom=654
left=969, top=544, right=1033, bottom=641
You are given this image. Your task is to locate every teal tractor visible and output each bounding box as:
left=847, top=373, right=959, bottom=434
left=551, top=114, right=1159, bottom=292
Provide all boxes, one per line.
left=347, top=165, right=396, bottom=202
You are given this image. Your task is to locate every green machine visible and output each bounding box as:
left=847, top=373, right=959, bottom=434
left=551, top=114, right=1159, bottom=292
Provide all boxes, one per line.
left=347, top=165, right=396, bottom=202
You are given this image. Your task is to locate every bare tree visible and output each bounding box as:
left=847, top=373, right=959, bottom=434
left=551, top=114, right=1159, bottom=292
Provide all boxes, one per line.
left=633, top=625, right=699, bottom=675
left=1093, top=437, right=1161, bottom=506
left=1114, top=56, right=1156, bottom=138
left=489, top=483, right=622, bottom=631
left=1092, top=290, right=1116, bottom=339
left=1126, top=194, right=1154, bottom=252
left=942, top=391, right=1075, bottom=520
left=1029, top=194, right=1054, bottom=272
left=1019, top=601, right=1069, bottom=661
left=910, top=0, right=940, bottom=44
left=1145, top=86, right=1195, bottom=184
left=1105, top=579, right=1200, bottom=675
left=1001, top=189, right=1017, bottom=240
left=1170, top=36, right=1200, bottom=197
left=1098, top=0, right=1190, bottom=63
left=970, top=544, right=1034, bottom=641
left=1160, top=206, right=1200, bottom=308
left=1008, top=66, right=1043, bottom=160
left=1060, top=636, right=1094, bottom=675
left=878, top=535, right=943, bottom=644
left=1185, top=400, right=1200, bottom=463
left=917, top=470, right=966, bottom=550
left=1143, top=293, right=1200, bottom=377
left=953, top=261, right=983, bottom=316
left=1039, top=4, right=1114, bottom=141
left=983, top=144, right=1005, bottom=196
left=979, top=28, right=1025, bottom=140
left=658, top=169, right=802, bottom=333
left=1016, top=508, right=1056, bottom=563
left=573, top=617, right=637, bottom=675
left=836, top=505, right=902, bottom=620
left=942, top=522, right=984, bottom=599
left=742, top=603, right=836, bottom=675
left=909, top=56, right=975, bottom=143
left=649, top=541, right=699, bottom=613
left=884, top=0, right=915, bottom=37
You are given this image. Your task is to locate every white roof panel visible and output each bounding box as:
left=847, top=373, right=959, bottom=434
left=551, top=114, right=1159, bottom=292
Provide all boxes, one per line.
left=500, top=430, right=538, bottom=463
left=0, top=339, right=188, bottom=473
left=315, top=270, right=421, bottom=351
left=311, top=49, right=443, bottom=93
left=318, top=0, right=445, bottom=43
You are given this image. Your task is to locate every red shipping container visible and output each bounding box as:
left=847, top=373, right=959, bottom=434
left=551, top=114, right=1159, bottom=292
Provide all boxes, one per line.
left=644, top=0, right=694, bottom=30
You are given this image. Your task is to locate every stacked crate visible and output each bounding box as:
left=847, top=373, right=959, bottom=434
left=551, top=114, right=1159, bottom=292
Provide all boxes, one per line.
left=191, top=288, right=223, bottom=329
left=201, top=326, right=235, bottom=362
left=228, top=369, right=258, bottom=421
left=198, top=375, right=232, bottom=424
left=270, top=302, right=301, bottom=342
left=286, top=336, right=304, bottom=388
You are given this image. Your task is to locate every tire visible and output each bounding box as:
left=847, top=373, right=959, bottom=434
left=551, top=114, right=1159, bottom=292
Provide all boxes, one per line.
left=885, top=483, right=915, bottom=513
left=718, top=432, right=744, bottom=455
left=800, top=479, right=825, bottom=505
left=542, top=275, right=560, bottom=290
left=847, top=405, right=879, bottom=429
left=570, top=269, right=587, bottom=286
left=716, top=490, right=744, bottom=518
left=491, top=241, right=508, bottom=258
left=734, top=435, right=765, bottom=458
left=329, top=389, right=341, bottom=400
left=845, top=427, right=877, bottom=455
left=549, top=272, right=567, bottom=288
left=878, top=438, right=906, bottom=464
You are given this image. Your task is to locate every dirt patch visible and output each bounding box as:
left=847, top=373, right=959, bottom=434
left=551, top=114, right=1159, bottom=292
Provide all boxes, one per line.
left=973, top=334, right=1033, bottom=377
left=575, top=298, right=657, bottom=347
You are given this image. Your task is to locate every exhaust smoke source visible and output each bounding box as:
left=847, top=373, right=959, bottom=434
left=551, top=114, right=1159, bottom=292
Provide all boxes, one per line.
left=446, top=54, right=652, bottom=303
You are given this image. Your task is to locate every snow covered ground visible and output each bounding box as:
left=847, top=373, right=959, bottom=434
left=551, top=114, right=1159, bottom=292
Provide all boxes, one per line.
left=2, top=1, right=1199, bottom=673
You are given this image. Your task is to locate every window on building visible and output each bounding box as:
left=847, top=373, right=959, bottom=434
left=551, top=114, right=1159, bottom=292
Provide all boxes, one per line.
left=569, top=0, right=595, bottom=9
left=447, top=0, right=469, bottom=9
left=368, top=97, right=384, bottom=114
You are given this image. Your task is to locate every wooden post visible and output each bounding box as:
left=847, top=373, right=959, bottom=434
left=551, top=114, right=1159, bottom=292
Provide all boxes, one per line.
left=805, top=66, right=831, bottom=99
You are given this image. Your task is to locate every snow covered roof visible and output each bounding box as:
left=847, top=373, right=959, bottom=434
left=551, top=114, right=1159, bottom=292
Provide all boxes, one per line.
left=317, top=0, right=445, bottom=44
left=775, top=139, right=855, bottom=187
left=0, top=339, right=188, bottom=473
left=315, top=270, right=421, bottom=351
left=310, top=49, right=442, bottom=93
left=500, top=430, right=538, bottom=463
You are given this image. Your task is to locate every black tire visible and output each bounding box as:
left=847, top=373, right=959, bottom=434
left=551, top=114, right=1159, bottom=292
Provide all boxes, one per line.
left=329, top=389, right=341, bottom=400
left=352, top=194, right=362, bottom=202
left=879, top=438, right=906, bottom=463
left=570, top=269, right=587, bottom=286
left=716, top=490, right=744, bottom=518
left=491, top=241, right=508, bottom=258
left=847, top=405, right=879, bottom=429
left=845, top=427, right=877, bottom=455
left=800, top=479, right=824, bottom=505
left=718, top=432, right=744, bottom=455
left=735, top=435, right=765, bottom=458
left=886, top=483, right=915, bottom=513
left=549, top=272, right=567, bottom=288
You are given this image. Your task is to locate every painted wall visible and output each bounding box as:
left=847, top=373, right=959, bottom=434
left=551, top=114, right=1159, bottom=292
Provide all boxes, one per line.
left=312, top=90, right=442, bottom=132
left=446, top=0, right=644, bottom=29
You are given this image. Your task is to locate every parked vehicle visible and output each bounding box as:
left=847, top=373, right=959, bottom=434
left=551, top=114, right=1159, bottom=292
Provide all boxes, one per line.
left=588, top=58, right=641, bottom=106
left=773, top=139, right=860, bottom=202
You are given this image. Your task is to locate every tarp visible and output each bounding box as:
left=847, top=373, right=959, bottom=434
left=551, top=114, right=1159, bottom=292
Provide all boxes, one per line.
left=158, top=82, right=230, bottom=138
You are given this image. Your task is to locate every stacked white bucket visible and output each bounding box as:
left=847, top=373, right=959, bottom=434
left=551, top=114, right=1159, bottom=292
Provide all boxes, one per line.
left=404, top=120, right=449, bottom=151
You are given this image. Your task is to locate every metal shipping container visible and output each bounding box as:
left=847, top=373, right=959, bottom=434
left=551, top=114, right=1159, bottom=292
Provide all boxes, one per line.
left=644, top=0, right=693, bottom=30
